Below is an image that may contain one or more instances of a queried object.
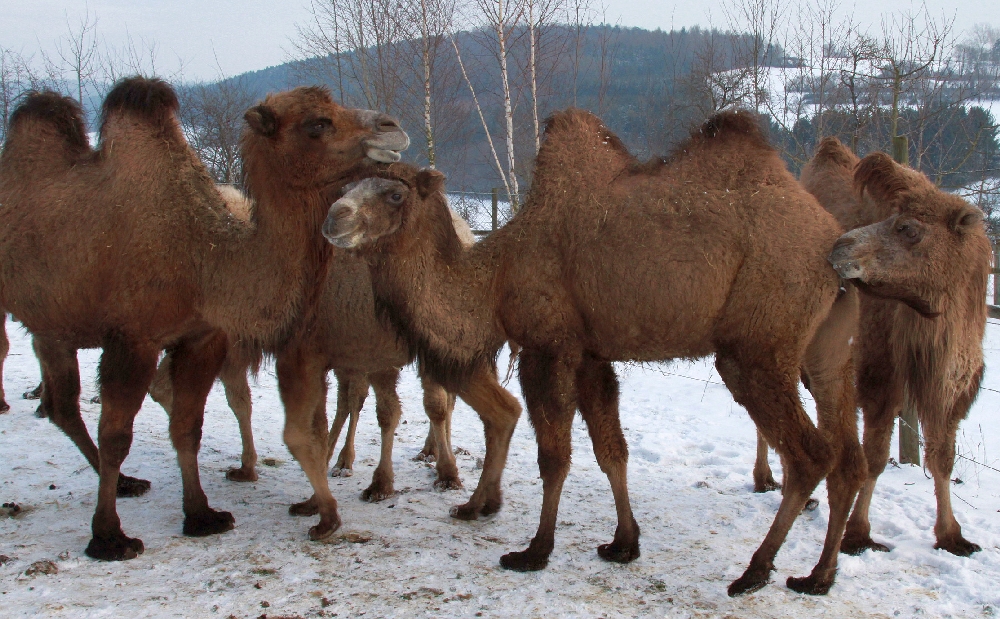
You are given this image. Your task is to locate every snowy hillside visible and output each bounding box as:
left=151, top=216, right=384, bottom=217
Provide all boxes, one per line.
left=1, top=320, right=998, bottom=618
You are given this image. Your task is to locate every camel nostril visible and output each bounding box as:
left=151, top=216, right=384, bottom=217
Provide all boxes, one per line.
left=377, top=116, right=401, bottom=132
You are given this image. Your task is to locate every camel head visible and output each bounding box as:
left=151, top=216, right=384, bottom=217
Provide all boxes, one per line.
left=828, top=152, right=987, bottom=318
left=241, top=87, right=409, bottom=192
left=323, top=165, right=446, bottom=251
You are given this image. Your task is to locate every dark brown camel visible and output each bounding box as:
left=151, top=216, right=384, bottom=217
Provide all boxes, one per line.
left=0, top=316, right=9, bottom=413
left=323, top=110, right=866, bottom=596
left=0, top=78, right=408, bottom=560
left=814, top=138, right=991, bottom=557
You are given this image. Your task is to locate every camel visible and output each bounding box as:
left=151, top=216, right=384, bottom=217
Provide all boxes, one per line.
left=323, top=109, right=866, bottom=596
left=810, top=138, right=991, bottom=557
left=0, top=77, right=408, bottom=560
left=148, top=186, right=479, bottom=496
left=0, top=317, right=8, bottom=413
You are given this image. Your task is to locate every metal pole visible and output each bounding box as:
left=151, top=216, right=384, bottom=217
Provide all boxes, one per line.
left=491, top=188, right=498, bottom=232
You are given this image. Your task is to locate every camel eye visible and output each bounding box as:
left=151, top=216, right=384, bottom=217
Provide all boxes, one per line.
left=896, top=222, right=920, bottom=243
left=387, top=192, right=404, bottom=205
left=306, top=118, right=333, bottom=138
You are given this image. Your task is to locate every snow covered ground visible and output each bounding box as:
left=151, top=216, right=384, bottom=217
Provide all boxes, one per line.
left=1, top=319, right=999, bottom=618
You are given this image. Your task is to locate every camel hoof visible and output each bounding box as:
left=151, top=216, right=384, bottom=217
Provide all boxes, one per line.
left=480, top=498, right=503, bottom=516
left=935, top=537, right=981, bottom=556
left=413, top=451, right=436, bottom=463
left=449, top=502, right=480, bottom=520
left=803, top=498, right=820, bottom=512
left=90, top=395, right=101, bottom=404
left=33, top=403, right=47, bottom=418
left=727, top=564, right=774, bottom=597
left=753, top=479, right=781, bottom=493
left=0, top=400, right=9, bottom=414
left=360, top=484, right=395, bottom=503
left=330, top=467, right=353, bottom=478
left=597, top=540, right=640, bottom=564
left=499, top=549, right=549, bottom=572
left=840, top=534, right=890, bottom=555
left=786, top=574, right=834, bottom=595
left=116, top=475, right=152, bottom=498
left=289, top=497, right=319, bottom=517
left=225, top=467, right=258, bottom=483
left=23, top=385, right=42, bottom=400
left=182, top=509, right=235, bottom=537
left=84, top=533, right=144, bottom=561
left=433, top=477, right=464, bottom=491
left=308, top=516, right=342, bottom=541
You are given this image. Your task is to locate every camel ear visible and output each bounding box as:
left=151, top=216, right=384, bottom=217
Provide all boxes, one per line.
left=245, top=105, right=278, bottom=137
left=950, top=204, right=983, bottom=235
left=854, top=152, right=910, bottom=207
left=416, top=169, right=446, bottom=198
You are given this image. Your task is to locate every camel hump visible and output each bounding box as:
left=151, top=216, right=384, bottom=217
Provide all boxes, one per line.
left=100, top=76, right=179, bottom=132
left=7, top=91, right=89, bottom=151
left=697, top=110, right=767, bottom=144
left=812, top=137, right=857, bottom=168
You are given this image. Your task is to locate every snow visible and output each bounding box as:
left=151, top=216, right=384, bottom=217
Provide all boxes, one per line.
left=1, top=320, right=999, bottom=618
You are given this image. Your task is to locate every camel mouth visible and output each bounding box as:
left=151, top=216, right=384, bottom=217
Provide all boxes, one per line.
left=829, top=259, right=863, bottom=280
left=366, top=147, right=403, bottom=163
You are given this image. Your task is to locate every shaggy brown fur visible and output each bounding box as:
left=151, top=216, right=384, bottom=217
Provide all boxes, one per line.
left=149, top=203, right=476, bottom=496
left=0, top=77, right=407, bottom=560
left=324, top=109, right=866, bottom=596
left=0, top=316, right=9, bottom=413
left=813, top=138, right=991, bottom=557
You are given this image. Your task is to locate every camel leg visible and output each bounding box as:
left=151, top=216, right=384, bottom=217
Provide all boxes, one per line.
left=753, top=430, right=780, bottom=492
left=842, top=317, right=904, bottom=555
left=361, top=368, right=402, bottom=502
left=787, top=287, right=866, bottom=595
left=278, top=347, right=341, bottom=541
left=220, top=358, right=257, bottom=482
left=577, top=356, right=640, bottom=564
left=34, top=336, right=151, bottom=497
left=0, top=314, right=9, bottom=413
left=500, top=349, right=575, bottom=571
left=925, top=368, right=983, bottom=556
left=84, top=335, right=159, bottom=561
left=168, top=331, right=235, bottom=537
left=715, top=349, right=835, bottom=597
left=420, top=371, right=462, bottom=490
left=328, top=369, right=368, bottom=477
left=449, top=362, right=521, bottom=520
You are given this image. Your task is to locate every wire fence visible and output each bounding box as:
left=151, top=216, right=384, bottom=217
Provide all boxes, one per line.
left=446, top=190, right=522, bottom=234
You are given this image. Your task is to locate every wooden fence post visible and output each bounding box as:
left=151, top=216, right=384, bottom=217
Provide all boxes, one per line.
left=893, top=134, right=920, bottom=465
left=491, top=188, right=498, bottom=232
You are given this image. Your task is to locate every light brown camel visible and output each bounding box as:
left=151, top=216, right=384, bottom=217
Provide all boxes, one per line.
left=148, top=186, right=478, bottom=496
left=0, top=77, right=408, bottom=560
left=323, top=110, right=866, bottom=596
left=814, top=137, right=991, bottom=557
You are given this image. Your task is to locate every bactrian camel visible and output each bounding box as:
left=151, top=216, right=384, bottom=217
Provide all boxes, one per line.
left=323, top=110, right=866, bottom=596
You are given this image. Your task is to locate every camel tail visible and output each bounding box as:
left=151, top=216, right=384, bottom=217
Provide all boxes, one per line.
left=99, top=76, right=179, bottom=136
left=6, top=91, right=89, bottom=154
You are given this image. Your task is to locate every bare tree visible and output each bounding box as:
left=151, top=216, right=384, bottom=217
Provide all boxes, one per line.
left=468, top=0, right=525, bottom=210
left=724, top=0, right=785, bottom=114
left=0, top=48, right=43, bottom=144
left=179, top=75, right=257, bottom=185
left=42, top=8, right=101, bottom=109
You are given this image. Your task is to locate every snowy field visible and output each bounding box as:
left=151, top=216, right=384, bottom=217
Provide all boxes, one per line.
left=1, top=320, right=999, bottom=618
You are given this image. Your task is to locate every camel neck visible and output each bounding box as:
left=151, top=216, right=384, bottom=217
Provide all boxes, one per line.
left=367, top=200, right=505, bottom=389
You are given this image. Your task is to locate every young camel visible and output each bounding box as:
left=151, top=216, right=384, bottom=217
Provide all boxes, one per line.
left=324, top=110, right=866, bottom=596
left=149, top=187, right=477, bottom=496
left=816, top=139, right=991, bottom=557
left=0, top=78, right=408, bottom=560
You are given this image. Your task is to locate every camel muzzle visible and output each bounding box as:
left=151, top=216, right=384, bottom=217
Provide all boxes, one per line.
left=828, top=235, right=865, bottom=280
left=358, top=111, right=409, bottom=163
left=323, top=202, right=359, bottom=248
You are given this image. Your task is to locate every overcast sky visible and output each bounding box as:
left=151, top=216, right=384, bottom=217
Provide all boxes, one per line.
left=2, top=0, right=997, bottom=82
